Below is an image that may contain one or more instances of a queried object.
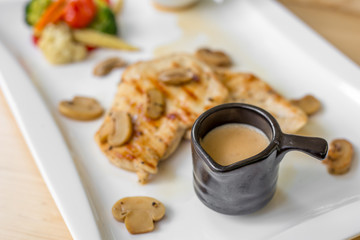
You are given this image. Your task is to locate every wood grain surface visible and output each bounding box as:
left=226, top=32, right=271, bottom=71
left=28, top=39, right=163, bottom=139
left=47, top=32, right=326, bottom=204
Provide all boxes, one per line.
left=278, top=0, right=360, bottom=65
left=0, top=1, right=359, bottom=239
left=0, top=92, right=72, bottom=240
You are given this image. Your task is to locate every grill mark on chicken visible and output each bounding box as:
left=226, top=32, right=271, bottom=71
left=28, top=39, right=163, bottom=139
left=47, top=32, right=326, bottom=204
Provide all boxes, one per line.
left=114, top=151, right=136, bottom=161
left=148, top=77, right=171, bottom=98
left=182, top=86, right=198, bottom=100
left=133, top=81, right=145, bottom=94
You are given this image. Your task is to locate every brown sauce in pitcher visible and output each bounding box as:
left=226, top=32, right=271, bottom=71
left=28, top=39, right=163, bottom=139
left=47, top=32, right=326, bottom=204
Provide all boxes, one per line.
left=200, top=123, right=269, bottom=166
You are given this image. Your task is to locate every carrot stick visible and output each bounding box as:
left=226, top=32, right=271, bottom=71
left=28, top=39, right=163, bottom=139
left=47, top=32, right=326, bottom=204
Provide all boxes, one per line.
left=34, top=0, right=67, bottom=34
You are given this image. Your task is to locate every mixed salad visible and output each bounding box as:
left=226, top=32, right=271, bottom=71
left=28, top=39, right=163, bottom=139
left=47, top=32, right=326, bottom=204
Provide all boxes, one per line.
left=25, top=0, right=137, bottom=64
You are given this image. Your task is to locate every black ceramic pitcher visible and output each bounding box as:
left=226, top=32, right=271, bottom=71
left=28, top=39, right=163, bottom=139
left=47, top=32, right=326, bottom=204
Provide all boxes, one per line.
left=191, top=103, right=328, bottom=215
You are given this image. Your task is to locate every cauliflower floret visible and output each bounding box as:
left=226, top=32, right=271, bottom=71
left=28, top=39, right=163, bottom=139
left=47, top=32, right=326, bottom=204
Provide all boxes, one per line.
left=38, top=23, right=87, bottom=64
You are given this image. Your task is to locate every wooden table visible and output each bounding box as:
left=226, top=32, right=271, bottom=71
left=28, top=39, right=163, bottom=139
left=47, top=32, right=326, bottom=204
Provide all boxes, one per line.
left=1, top=1, right=359, bottom=239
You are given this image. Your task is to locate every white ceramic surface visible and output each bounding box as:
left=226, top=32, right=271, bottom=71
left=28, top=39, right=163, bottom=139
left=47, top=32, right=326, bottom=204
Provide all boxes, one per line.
left=0, top=0, right=360, bottom=239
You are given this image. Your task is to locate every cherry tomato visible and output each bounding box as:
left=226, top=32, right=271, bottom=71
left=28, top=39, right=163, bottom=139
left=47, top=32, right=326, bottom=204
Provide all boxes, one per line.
left=86, top=46, right=97, bottom=52
left=32, top=35, right=40, bottom=45
left=64, top=0, right=96, bottom=28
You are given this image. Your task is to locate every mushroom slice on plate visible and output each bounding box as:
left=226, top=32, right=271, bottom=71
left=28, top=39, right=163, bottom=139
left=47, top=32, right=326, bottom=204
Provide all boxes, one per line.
left=93, top=57, right=127, bottom=77
left=291, top=94, right=321, bottom=116
left=323, top=139, right=354, bottom=175
left=58, top=96, right=104, bottom=120
left=112, top=196, right=166, bottom=234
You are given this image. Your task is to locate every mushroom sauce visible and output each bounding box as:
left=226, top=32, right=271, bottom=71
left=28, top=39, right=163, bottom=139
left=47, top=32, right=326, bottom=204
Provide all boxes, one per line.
left=200, top=123, right=270, bottom=166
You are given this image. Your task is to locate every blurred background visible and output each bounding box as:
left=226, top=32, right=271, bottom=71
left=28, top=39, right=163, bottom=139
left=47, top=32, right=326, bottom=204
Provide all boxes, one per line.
left=280, top=0, right=360, bottom=65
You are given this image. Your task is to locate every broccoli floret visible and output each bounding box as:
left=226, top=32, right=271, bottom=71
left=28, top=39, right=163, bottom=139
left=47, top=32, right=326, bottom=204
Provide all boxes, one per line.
left=89, top=0, right=118, bottom=35
left=25, top=0, right=52, bottom=26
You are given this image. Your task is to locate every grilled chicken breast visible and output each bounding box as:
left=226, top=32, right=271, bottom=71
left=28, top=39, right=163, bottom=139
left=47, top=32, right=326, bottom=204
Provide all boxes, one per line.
left=222, top=72, right=307, bottom=133
left=95, top=54, right=228, bottom=183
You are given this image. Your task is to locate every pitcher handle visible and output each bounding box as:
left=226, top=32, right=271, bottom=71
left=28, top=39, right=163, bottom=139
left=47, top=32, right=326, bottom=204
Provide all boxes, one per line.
left=278, top=133, right=328, bottom=160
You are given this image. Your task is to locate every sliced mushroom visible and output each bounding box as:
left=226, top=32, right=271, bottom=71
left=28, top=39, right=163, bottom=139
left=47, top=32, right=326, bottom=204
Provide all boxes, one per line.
left=98, top=120, right=114, bottom=143
left=58, top=96, right=104, bottom=120
left=291, top=95, right=321, bottom=115
left=195, top=48, right=232, bottom=67
left=107, top=111, right=133, bottom=147
left=146, top=89, right=165, bottom=119
left=93, top=57, right=127, bottom=76
left=112, top=196, right=166, bottom=234
left=158, top=67, right=195, bottom=85
left=323, top=139, right=354, bottom=175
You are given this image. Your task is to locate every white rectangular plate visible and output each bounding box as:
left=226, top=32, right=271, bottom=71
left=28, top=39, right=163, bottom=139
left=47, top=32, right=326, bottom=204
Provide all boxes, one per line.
left=0, top=0, right=360, bottom=239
